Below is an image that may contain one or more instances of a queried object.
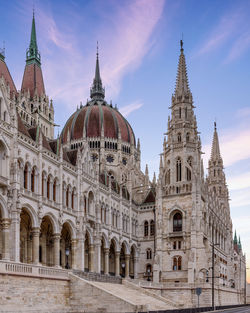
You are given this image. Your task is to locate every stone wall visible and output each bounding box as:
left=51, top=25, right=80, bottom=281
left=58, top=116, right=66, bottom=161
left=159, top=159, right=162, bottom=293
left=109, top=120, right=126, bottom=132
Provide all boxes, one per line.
left=0, top=274, right=70, bottom=313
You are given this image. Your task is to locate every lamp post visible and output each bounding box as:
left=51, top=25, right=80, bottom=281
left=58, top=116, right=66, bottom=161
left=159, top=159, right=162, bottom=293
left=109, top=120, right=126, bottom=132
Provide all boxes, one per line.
left=121, top=262, right=125, bottom=278
left=65, top=247, right=70, bottom=269
left=147, top=268, right=151, bottom=281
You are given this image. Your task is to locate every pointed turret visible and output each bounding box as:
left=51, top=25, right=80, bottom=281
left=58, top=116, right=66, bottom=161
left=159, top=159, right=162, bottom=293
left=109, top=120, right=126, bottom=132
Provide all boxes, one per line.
left=21, top=14, right=45, bottom=98
left=238, top=236, right=242, bottom=251
left=234, top=230, right=238, bottom=245
left=174, top=40, right=192, bottom=99
left=211, top=122, right=222, bottom=162
left=0, top=48, right=17, bottom=95
left=90, top=43, right=105, bottom=100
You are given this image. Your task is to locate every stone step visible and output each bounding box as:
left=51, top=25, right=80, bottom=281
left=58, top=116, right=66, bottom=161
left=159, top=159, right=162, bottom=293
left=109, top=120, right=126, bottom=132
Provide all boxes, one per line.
left=90, top=281, right=173, bottom=310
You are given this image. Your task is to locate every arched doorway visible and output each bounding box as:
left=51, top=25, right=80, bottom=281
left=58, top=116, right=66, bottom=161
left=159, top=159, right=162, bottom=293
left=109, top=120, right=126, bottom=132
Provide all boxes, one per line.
left=109, top=240, right=116, bottom=276
left=84, top=232, right=91, bottom=272
left=20, top=209, right=33, bottom=263
left=40, top=216, right=54, bottom=266
left=60, top=223, right=72, bottom=269
left=120, top=243, right=126, bottom=277
left=129, top=245, right=135, bottom=279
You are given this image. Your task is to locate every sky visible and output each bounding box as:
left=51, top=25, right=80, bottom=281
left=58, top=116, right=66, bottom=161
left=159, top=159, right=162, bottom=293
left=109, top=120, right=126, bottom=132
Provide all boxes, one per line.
left=0, top=0, right=250, bottom=281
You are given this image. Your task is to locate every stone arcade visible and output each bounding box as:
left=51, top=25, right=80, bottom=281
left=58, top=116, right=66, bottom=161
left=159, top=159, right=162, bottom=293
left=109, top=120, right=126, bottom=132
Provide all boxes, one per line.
left=0, top=15, right=246, bottom=312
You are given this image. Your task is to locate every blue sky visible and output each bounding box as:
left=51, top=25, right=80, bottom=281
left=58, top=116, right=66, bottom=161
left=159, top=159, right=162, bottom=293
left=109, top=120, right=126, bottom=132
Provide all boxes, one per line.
left=0, top=0, right=250, bottom=280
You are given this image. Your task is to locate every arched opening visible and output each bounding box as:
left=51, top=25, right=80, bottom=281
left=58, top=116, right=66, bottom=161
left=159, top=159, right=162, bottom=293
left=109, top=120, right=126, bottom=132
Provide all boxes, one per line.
left=66, top=186, right=69, bottom=207
left=60, top=223, right=72, bottom=269
left=24, top=163, right=29, bottom=189
left=100, top=237, right=105, bottom=274
left=144, top=221, right=148, bottom=237
left=53, top=179, right=57, bottom=202
left=109, top=240, right=116, bottom=276
left=84, top=232, right=91, bottom=272
left=186, top=132, right=190, bottom=142
left=177, top=133, right=182, bottom=143
left=88, top=191, right=94, bottom=215
left=173, top=212, right=182, bottom=232
left=146, top=248, right=152, bottom=260
left=150, top=220, right=155, bottom=236
left=40, top=216, right=54, bottom=266
left=31, top=167, right=36, bottom=192
left=176, top=158, right=182, bottom=182
left=120, top=243, right=126, bottom=277
left=145, top=264, right=152, bottom=281
left=173, top=256, right=182, bottom=271
left=129, top=246, right=135, bottom=279
left=0, top=141, right=7, bottom=177
left=20, top=208, right=33, bottom=263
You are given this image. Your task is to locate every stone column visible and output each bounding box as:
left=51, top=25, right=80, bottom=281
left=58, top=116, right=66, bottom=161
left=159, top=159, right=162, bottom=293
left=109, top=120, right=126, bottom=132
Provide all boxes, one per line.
left=89, top=244, right=94, bottom=272
left=104, top=248, right=109, bottom=275
left=71, top=239, right=77, bottom=269
left=77, top=237, right=84, bottom=270
left=115, top=251, right=120, bottom=276
left=1, top=219, right=11, bottom=260
left=125, top=254, right=130, bottom=278
left=134, top=257, right=139, bottom=279
left=32, top=227, right=40, bottom=264
left=53, top=233, right=60, bottom=267
left=95, top=241, right=101, bottom=273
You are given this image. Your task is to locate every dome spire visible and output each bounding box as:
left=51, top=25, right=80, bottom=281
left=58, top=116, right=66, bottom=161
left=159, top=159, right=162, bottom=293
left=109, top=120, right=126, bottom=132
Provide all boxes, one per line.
left=174, top=40, right=191, bottom=97
left=90, top=42, right=105, bottom=100
left=26, top=11, right=41, bottom=66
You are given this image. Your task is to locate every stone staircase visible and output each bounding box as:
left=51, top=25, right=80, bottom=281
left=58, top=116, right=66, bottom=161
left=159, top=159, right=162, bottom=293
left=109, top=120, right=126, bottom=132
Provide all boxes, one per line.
left=69, top=273, right=177, bottom=312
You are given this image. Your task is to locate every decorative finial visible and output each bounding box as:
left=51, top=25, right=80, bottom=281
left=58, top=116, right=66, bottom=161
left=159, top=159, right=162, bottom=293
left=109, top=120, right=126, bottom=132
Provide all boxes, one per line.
left=180, top=39, right=183, bottom=51
left=97, top=41, right=99, bottom=57
left=214, top=121, right=217, bottom=130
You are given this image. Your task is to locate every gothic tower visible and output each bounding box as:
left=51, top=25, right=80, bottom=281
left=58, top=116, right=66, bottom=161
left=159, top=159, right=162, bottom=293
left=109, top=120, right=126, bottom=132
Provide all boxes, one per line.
left=155, top=41, right=206, bottom=290
left=17, top=13, right=55, bottom=139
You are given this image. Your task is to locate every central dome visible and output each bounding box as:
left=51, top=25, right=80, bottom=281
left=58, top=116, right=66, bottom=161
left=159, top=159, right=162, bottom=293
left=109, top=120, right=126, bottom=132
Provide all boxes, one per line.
left=61, top=101, right=135, bottom=145
left=61, top=50, right=135, bottom=146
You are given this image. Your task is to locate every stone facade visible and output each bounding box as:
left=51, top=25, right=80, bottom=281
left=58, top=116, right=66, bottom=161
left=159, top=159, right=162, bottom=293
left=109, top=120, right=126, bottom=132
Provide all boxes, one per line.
left=0, top=16, right=246, bottom=310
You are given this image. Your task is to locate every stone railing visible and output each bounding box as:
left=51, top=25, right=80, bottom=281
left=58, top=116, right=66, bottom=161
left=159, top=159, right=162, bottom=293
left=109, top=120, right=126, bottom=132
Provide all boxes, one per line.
left=0, top=260, right=69, bottom=280
left=73, top=269, right=122, bottom=284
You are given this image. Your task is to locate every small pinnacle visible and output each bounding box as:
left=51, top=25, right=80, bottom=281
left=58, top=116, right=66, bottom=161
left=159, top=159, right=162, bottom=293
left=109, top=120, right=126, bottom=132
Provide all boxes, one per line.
left=214, top=121, right=217, bottom=130
left=180, top=39, right=183, bottom=52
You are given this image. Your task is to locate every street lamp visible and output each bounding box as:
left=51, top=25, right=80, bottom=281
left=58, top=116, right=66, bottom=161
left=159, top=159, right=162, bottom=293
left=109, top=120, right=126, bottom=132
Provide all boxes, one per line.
left=147, top=268, right=151, bottom=281
left=121, top=262, right=125, bottom=277
left=65, top=247, right=70, bottom=269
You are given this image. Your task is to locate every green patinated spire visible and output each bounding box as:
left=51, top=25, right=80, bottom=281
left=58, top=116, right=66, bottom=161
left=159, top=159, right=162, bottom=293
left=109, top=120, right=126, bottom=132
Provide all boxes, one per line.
left=90, top=42, right=105, bottom=100
left=234, top=230, right=238, bottom=244
left=238, top=236, right=242, bottom=250
left=26, top=13, right=41, bottom=66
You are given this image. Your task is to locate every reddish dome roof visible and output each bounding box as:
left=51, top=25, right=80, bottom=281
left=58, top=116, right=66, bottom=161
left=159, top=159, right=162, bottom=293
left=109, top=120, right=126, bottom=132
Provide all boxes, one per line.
left=61, top=102, right=135, bottom=145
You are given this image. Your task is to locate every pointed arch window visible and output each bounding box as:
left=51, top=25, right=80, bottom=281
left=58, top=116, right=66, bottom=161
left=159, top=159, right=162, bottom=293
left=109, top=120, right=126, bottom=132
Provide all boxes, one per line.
left=146, top=249, right=152, bottom=260
left=179, top=107, right=181, bottom=118
left=24, top=163, right=28, bottom=189
left=177, top=133, right=182, bottom=143
left=144, top=221, right=148, bottom=237
left=173, top=212, right=182, bottom=232
left=150, top=220, right=155, bottom=236
left=176, top=158, right=182, bottom=182
left=186, top=132, right=190, bottom=142
left=53, top=179, right=57, bottom=202
left=31, top=167, right=35, bottom=192
left=173, top=256, right=182, bottom=271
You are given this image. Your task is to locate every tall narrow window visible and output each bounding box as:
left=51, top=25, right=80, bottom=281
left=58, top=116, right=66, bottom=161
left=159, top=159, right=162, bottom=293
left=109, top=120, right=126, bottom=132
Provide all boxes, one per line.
left=150, top=220, right=155, bottom=236
left=179, top=107, right=181, bottom=118
left=173, top=256, right=182, bottom=270
left=176, top=158, right=182, bottom=182
left=53, top=179, right=57, bottom=201
left=177, top=133, right=182, bottom=143
left=186, top=167, right=191, bottom=181
left=165, top=169, right=170, bottom=185
left=47, top=176, right=51, bottom=199
left=31, top=167, right=35, bottom=192
left=146, top=249, right=152, bottom=259
left=144, top=221, right=148, bottom=237
left=185, top=107, right=187, bottom=119
left=173, top=212, right=182, bottom=232
left=24, top=164, right=28, bottom=189
left=186, top=132, right=190, bottom=142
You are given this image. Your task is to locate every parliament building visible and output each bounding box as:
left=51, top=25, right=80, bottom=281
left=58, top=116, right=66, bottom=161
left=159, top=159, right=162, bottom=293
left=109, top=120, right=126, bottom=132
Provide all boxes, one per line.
left=0, top=15, right=246, bottom=312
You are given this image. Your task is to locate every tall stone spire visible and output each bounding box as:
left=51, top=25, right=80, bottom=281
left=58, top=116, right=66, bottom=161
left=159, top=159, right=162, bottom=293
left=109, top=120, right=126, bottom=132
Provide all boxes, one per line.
left=90, top=43, right=105, bottom=100
left=21, top=13, right=45, bottom=98
left=174, top=40, right=191, bottom=99
left=211, top=122, right=222, bottom=162
left=26, top=12, right=41, bottom=66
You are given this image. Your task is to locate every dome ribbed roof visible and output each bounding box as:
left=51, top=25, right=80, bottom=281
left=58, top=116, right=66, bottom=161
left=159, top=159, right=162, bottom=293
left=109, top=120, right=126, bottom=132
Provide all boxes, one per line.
left=61, top=102, right=135, bottom=145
